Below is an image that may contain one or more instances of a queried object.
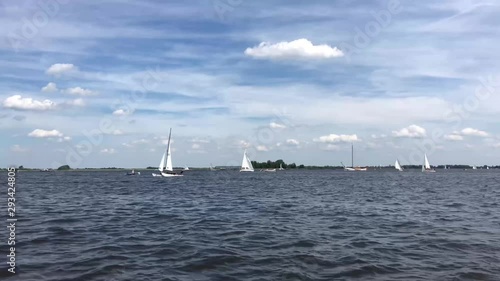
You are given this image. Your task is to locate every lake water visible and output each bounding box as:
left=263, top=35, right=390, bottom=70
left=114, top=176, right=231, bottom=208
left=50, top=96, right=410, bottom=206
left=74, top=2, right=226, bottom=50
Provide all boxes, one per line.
left=2, top=169, right=500, bottom=280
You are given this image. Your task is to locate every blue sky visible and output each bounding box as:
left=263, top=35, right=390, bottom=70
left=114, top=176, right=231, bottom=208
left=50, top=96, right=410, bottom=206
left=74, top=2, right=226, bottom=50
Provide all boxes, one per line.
left=1, top=0, right=500, bottom=168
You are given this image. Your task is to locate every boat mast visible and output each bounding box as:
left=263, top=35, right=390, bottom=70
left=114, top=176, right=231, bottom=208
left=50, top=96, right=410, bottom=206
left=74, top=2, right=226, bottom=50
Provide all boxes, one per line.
left=351, top=143, right=354, bottom=168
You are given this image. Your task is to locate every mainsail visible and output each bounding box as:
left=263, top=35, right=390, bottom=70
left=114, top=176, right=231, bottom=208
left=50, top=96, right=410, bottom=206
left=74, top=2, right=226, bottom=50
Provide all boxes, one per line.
left=395, top=159, right=403, bottom=171
left=424, top=154, right=431, bottom=170
left=165, top=129, right=173, bottom=172
left=240, top=150, right=254, bottom=171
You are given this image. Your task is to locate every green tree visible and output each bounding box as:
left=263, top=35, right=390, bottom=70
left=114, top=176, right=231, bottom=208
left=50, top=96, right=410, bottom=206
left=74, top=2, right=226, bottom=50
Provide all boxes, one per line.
left=57, top=165, right=71, bottom=170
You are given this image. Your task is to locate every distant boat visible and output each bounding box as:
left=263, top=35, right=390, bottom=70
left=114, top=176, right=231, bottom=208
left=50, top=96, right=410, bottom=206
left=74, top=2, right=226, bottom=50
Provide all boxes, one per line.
left=422, top=153, right=436, bottom=173
left=262, top=168, right=276, bottom=172
left=240, top=150, right=254, bottom=172
left=344, top=144, right=367, bottom=171
left=126, top=169, right=140, bottom=175
left=209, top=163, right=216, bottom=171
left=152, top=128, right=184, bottom=177
left=184, top=166, right=190, bottom=171
left=395, top=159, right=403, bottom=172
left=486, top=166, right=490, bottom=170
left=279, top=163, right=285, bottom=171
left=472, top=165, right=477, bottom=170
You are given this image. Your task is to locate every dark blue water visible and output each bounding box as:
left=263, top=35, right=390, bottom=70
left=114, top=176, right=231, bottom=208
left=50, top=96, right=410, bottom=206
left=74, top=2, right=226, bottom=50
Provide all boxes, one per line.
left=2, top=170, right=500, bottom=280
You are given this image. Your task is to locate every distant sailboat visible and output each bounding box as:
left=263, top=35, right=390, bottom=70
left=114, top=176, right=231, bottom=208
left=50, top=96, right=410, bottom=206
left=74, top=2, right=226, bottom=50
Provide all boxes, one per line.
left=279, top=163, right=285, bottom=171
left=240, top=150, right=254, bottom=172
left=472, top=165, right=477, bottom=170
left=422, top=153, right=436, bottom=173
left=395, top=159, right=403, bottom=172
left=184, top=166, right=190, bottom=171
left=126, top=169, right=140, bottom=175
left=152, top=128, right=183, bottom=177
left=344, top=143, right=367, bottom=171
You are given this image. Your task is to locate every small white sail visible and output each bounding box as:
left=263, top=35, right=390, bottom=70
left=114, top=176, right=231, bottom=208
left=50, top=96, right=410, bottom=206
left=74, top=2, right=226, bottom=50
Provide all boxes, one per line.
left=240, top=150, right=254, bottom=172
left=165, top=144, right=173, bottom=171
left=158, top=151, right=166, bottom=172
left=395, top=159, right=403, bottom=171
left=153, top=128, right=183, bottom=177
left=424, top=154, right=431, bottom=169
left=279, top=163, right=284, bottom=170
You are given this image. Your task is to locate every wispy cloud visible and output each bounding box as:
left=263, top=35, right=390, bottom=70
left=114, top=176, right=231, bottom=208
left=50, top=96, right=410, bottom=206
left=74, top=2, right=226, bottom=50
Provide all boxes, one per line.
left=314, top=134, right=359, bottom=143
left=41, top=82, right=58, bottom=93
left=28, top=129, right=63, bottom=138
left=3, top=95, right=56, bottom=111
left=46, top=63, right=77, bottom=76
left=392, top=125, right=427, bottom=138
left=460, top=128, right=489, bottom=137
left=245, top=39, right=344, bottom=60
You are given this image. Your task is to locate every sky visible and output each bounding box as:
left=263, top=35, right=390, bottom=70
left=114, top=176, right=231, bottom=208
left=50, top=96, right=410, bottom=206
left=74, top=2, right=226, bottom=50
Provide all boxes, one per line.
left=1, top=0, right=500, bottom=168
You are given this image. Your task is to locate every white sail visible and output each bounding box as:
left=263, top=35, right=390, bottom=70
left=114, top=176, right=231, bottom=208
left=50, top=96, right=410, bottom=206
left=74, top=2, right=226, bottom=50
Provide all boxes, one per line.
left=425, top=154, right=431, bottom=169
left=153, top=128, right=183, bottom=177
left=158, top=150, right=166, bottom=172
left=246, top=154, right=254, bottom=170
left=165, top=144, right=173, bottom=171
left=240, top=150, right=254, bottom=172
left=395, top=159, right=403, bottom=171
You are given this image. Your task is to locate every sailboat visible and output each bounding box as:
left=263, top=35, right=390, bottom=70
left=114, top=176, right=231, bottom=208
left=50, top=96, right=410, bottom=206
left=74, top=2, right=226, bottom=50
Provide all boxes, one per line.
left=395, top=159, right=403, bottom=171
left=240, top=150, right=254, bottom=172
left=344, top=143, right=367, bottom=171
left=422, top=153, right=436, bottom=173
left=152, top=128, right=184, bottom=177
left=184, top=165, right=190, bottom=171
left=279, top=163, right=285, bottom=171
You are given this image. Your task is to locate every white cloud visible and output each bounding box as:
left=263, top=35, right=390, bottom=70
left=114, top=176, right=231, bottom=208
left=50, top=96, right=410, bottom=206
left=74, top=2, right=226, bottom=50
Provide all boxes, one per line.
left=11, top=145, right=29, bottom=153
left=100, top=148, right=116, bottom=154
left=3, top=95, right=56, bottom=111
left=286, top=139, right=300, bottom=146
left=63, top=87, right=96, bottom=96
left=461, top=128, right=489, bottom=137
left=245, top=38, right=344, bottom=60
left=57, top=136, right=72, bottom=142
left=256, top=145, right=269, bottom=151
left=122, top=139, right=149, bottom=148
left=239, top=140, right=251, bottom=148
left=28, top=129, right=63, bottom=138
left=113, top=109, right=132, bottom=116
left=314, top=134, right=359, bottom=143
left=111, top=129, right=123, bottom=135
left=322, top=144, right=341, bottom=151
left=392, top=125, right=426, bottom=138
left=41, top=82, right=58, bottom=93
left=66, top=98, right=85, bottom=107
left=191, top=138, right=211, bottom=143
left=444, top=134, right=464, bottom=141
left=270, top=122, right=286, bottom=129
left=46, top=63, right=77, bottom=76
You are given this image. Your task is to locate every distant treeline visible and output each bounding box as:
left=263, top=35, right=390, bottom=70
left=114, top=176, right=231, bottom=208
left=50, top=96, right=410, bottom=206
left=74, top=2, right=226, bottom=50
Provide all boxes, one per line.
left=4, top=164, right=499, bottom=171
